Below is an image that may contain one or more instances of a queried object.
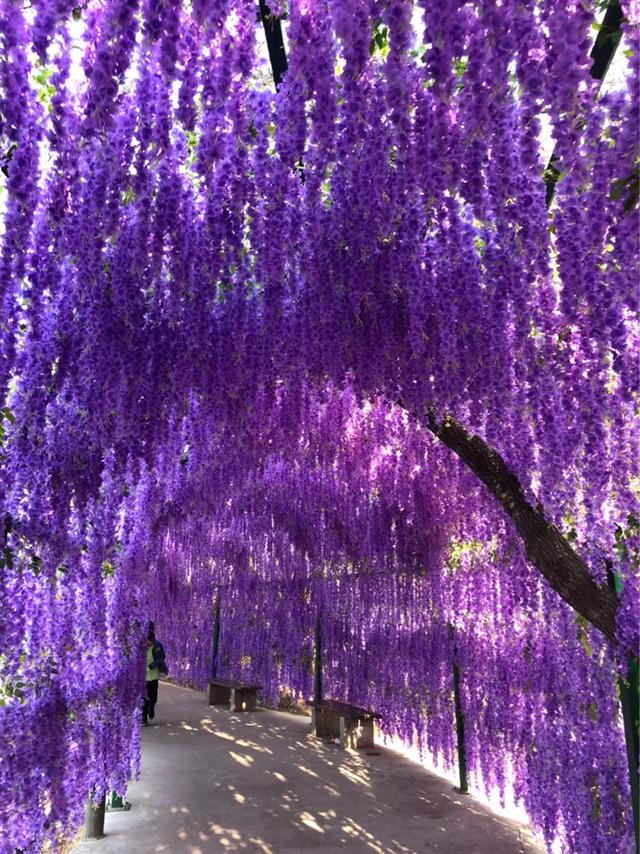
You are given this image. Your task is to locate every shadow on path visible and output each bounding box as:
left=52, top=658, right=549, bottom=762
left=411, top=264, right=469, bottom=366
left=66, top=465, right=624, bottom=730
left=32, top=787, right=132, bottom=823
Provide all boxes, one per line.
left=74, top=682, right=542, bottom=854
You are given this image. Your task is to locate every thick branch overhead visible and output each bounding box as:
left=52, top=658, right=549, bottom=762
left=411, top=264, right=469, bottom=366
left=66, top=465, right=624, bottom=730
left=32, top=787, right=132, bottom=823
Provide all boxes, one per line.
left=426, top=412, right=619, bottom=642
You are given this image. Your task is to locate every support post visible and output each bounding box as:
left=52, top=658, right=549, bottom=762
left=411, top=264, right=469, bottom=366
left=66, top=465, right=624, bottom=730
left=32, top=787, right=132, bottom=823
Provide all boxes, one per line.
left=84, top=793, right=106, bottom=840
left=211, top=598, right=221, bottom=680
left=258, top=1, right=288, bottom=90
left=608, top=570, right=639, bottom=854
left=450, top=625, right=468, bottom=795
left=314, top=610, right=323, bottom=704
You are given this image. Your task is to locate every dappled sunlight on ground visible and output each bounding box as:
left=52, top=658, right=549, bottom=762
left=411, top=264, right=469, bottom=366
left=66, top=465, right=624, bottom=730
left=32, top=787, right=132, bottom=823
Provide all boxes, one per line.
left=383, top=734, right=534, bottom=828
left=73, top=682, right=544, bottom=854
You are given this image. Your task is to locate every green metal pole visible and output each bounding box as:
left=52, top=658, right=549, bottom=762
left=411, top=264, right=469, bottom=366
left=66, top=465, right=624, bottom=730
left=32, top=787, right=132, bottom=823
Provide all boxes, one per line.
left=450, top=624, right=468, bottom=795
left=106, top=791, right=131, bottom=812
left=211, top=598, right=221, bottom=680
left=314, top=610, right=323, bottom=704
left=608, top=570, right=639, bottom=854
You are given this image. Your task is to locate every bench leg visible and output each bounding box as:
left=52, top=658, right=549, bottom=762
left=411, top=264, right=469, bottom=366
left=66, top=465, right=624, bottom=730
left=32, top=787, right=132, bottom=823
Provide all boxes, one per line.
left=230, top=688, right=257, bottom=712
left=354, top=718, right=375, bottom=749
left=314, top=708, right=340, bottom=739
left=339, top=716, right=349, bottom=749
left=208, top=683, right=231, bottom=706
left=339, top=717, right=375, bottom=749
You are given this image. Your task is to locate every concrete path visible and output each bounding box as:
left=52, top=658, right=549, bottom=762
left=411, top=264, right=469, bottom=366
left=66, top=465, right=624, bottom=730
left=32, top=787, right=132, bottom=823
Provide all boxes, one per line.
left=74, top=682, right=542, bottom=854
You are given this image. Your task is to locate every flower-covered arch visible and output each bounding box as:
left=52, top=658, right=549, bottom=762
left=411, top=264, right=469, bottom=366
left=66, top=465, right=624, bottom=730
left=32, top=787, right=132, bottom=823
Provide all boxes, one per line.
left=0, top=1, right=638, bottom=851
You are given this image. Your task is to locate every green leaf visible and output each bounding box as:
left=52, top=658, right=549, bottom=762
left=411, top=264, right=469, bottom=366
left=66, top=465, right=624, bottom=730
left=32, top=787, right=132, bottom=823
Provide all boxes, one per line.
left=454, top=57, right=468, bottom=78
left=121, top=187, right=136, bottom=206
left=370, top=23, right=390, bottom=59
left=611, top=167, right=639, bottom=213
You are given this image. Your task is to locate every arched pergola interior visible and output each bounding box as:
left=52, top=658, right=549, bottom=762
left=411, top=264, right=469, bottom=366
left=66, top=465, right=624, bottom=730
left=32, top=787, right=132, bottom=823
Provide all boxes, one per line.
left=0, top=2, right=637, bottom=852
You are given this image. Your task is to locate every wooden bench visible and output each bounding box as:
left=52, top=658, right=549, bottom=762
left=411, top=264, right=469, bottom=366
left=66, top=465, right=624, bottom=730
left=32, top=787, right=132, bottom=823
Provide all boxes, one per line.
left=207, top=679, right=262, bottom=712
left=306, top=699, right=382, bottom=749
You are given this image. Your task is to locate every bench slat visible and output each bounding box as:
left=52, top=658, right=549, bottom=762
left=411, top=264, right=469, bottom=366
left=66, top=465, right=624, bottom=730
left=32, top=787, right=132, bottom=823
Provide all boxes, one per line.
left=306, top=698, right=381, bottom=720
left=211, top=679, right=262, bottom=691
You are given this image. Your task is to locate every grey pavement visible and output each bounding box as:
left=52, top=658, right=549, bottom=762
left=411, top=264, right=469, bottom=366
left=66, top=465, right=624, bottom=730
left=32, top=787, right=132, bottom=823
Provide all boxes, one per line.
left=74, top=682, right=543, bottom=854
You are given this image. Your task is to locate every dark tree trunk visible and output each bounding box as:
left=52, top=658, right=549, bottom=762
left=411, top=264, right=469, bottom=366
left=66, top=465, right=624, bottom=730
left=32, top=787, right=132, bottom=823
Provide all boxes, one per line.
left=426, top=411, right=619, bottom=642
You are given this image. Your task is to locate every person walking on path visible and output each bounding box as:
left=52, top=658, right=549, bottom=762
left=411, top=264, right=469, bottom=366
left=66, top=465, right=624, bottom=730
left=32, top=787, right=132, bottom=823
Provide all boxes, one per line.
left=143, top=624, right=167, bottom=725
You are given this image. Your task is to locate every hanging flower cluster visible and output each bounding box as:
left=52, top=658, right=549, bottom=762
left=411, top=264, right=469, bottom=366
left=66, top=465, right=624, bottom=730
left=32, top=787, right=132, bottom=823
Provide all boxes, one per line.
left=145, top=388, right=632, bottom=853
left=0, top=1, right=637, bottom=851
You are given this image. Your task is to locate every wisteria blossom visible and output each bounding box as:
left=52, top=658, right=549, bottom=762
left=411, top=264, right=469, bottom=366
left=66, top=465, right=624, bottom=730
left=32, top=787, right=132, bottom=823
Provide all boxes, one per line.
left=0, top=1, right=637, bottom=852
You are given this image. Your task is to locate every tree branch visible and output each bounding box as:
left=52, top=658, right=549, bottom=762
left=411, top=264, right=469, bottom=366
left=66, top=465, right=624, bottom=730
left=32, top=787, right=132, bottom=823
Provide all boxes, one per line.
left=426, top=411, right=619, bottom=641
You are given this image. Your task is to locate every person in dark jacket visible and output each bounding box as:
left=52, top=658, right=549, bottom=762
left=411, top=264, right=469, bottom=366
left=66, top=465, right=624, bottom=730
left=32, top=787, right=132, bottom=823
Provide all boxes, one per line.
left=142, top=624, right=167, bottom=725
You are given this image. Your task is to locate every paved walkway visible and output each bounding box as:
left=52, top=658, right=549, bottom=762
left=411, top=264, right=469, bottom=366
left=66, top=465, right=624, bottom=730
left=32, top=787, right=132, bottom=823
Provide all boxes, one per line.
left=74, top=682, right=542, bottom=854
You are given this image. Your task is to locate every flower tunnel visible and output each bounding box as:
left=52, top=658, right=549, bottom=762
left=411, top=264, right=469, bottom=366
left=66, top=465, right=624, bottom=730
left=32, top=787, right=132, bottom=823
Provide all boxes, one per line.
left=0, top=1, right=638, bottom=852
